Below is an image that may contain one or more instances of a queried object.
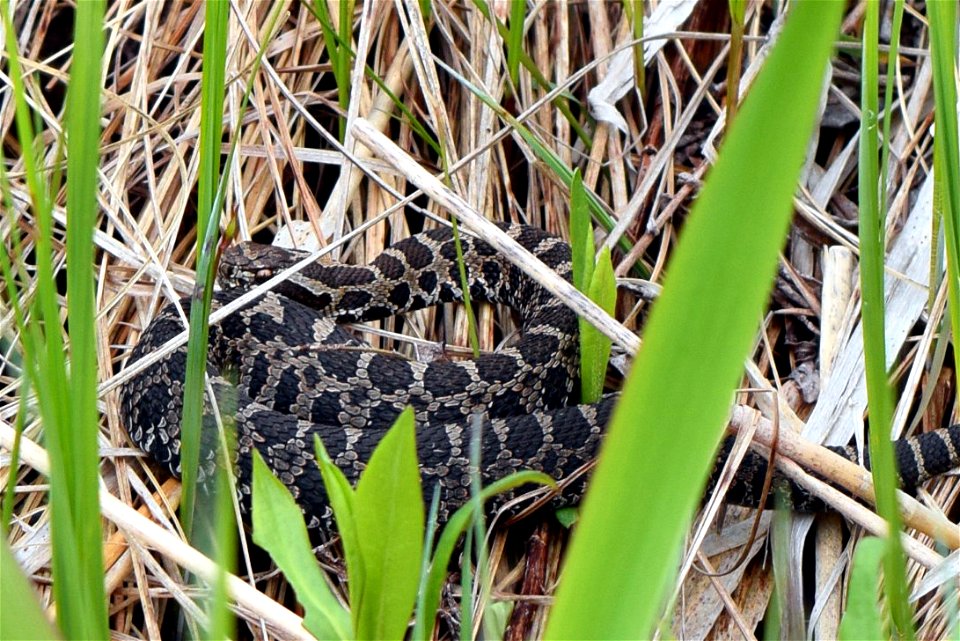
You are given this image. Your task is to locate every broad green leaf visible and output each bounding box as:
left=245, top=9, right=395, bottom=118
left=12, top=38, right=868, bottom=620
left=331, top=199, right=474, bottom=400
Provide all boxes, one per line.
left=1, top=538, right=62, bottom=640
left=353, top=407, right=425, bottom=640
left=251, top=450, right=351, bottom=640
left=580, top=247, right=616, bottom=403
left=314, top=434, right=364, bottom=632
left=544, top=3, right=844, bottom=638
left=839, top=537, right=885, bottom=641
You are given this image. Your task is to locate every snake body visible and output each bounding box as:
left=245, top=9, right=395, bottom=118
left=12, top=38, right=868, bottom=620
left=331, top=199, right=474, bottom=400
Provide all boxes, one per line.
left=120, top=224, right=960, bottom=527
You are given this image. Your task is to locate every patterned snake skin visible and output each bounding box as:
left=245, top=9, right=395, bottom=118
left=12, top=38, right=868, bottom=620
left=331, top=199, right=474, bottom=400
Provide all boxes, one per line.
left=119, top=224, right=960, bottom=527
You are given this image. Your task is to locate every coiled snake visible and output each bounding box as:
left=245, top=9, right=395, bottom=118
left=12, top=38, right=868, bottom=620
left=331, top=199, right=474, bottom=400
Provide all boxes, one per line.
left=120, top=224, right=960, bottom=528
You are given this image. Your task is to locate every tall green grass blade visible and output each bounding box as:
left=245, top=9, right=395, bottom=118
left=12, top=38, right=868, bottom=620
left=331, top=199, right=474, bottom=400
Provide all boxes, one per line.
left=251, top=451, right=351, bottom=640
left=206, top=467, right=237, bottom=641
left=312, top=0, right=354, bottom=141
left=1, top=0, right=111, bottom=627
left=0, top=8, right=50, bottom=220
left=337, top=0, right=355, bottom=136
left=1, top=538, right=62, bottom=640
left=180, top=0, right=230, bottom=537
left=61, top=1, right=109, bottom=633
left=838, top=537, right=886, bottom=641
left=506, top=0, right=526, bottom=87
left=3, top=0, right=115, bottom=636
left=543, top=3, right=843, bottom=637
left=0, top=387, right=26, bottom=533
left=859, top=4, right=913, bottom=635
left=764, top=504, right=792, bottom=639
left=0, top=179, right=43, bottom=472
left=928, top=0, right=960, bottom=394
left=0, top=198, right=30, bottom=532
left=353, top=407, right=425, bottom=640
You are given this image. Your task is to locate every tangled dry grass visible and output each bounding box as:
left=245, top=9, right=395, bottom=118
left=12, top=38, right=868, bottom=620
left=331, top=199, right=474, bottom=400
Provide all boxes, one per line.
left=2, top=1, right=958, bottom=639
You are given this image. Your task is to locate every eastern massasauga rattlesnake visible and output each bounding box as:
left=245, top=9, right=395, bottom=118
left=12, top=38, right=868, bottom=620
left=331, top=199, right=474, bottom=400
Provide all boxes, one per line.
left=119, top=223, right=960, bottom=529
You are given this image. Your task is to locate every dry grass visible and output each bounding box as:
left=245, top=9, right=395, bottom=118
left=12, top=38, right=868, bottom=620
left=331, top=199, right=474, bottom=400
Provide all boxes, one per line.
left=1, top=1, right=957, bottom=639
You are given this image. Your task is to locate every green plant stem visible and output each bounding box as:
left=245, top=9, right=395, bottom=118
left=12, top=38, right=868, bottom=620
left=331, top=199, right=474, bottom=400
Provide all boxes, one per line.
left=859, top=3, right=914, bottom=637
left=180, top=0, right=230, bottom=537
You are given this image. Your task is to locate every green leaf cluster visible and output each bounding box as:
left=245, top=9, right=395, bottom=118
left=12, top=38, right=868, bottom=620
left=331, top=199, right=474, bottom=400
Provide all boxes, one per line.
left=251, top=407, right=553, bottom=639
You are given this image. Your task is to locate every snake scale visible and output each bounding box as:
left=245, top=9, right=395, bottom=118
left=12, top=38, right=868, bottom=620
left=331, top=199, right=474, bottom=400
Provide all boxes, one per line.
left=120, top=224, right=960, bottom=529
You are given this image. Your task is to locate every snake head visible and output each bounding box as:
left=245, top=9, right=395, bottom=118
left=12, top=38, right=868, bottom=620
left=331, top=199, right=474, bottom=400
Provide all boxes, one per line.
left=218, top=242, right=311, bottom=288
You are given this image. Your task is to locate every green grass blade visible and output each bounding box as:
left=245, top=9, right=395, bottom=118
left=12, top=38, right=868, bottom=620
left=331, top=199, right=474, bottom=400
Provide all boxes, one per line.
left=3, top=0, right=113, bottom=636
left=449, top=218, right=481, bottom=357
left=726, top=0, right=746, bottom=126
left=569, top=168, right=614, bottom=412
left=928, top=0, right=960, bottom=396
left=434, top=59, right=640, bottom=270
left=205, top=466, right=237, bottom=641
left=1, top=538, right=62, bottom=640
left=859, top=4, right=914, bottom=635
left=469, top=0, right=592, bottom=147
left=569, top=169, right=594, bottom=293
left=180, top=0, right=230, bottom=537
left=413, top=470, right=554, bottom=640
left=543, top=3, right=843, bottom=637
left=0, top=207, right=30, bottom=531
left=506, top=0, right=526, bottom=87
left=411, top=487, right=441, bottom=640
left=301, top=1, right=441, bottom=156
left=337, top=0, right=355, bottom=138
left=251, top=451, right=351, bottom=640
left=580, top=247, right=615, bottom=403
left=623, top=0, right=645, bottom=98
left=765, top=504, right=792, bottom=639
left=838, top=537, right=886, bottom=641
left=63, top=2, right=109, bottom=632
left=312, top=0, right=353, bottom=141
left=459, top=526, right=475, bottom=641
